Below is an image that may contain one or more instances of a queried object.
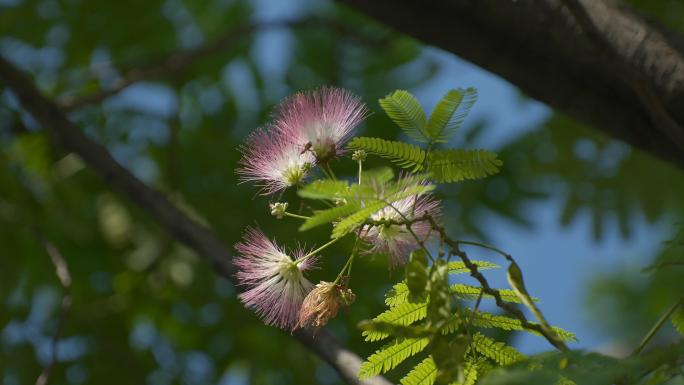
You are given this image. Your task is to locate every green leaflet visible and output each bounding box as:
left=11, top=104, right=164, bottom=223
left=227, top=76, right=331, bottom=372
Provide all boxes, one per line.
left=362, top=166, right=395, bottom=186
left=463, top=310, right=577, bottom=343
left=386, top=261, right=501, bottom=308
left=297, top=179, right=350, bottom=200
left=447, top=260, right=499, bottom=274
left=362, top=302, right=428, bottom=342
left=297, top=179, right=377, bottom=201
left=330, top=180, right=434, bottom=239
left=331, top=200, right=386, bottom=239
left=348, top=137, right=501, bottom=183
left=379, top=90, right=429, bottom=143
left=425, top=88, right=478, bottom=143
left=451, top=284, right=531, bottom=304
left=385, top=283, right=528, bottom=309
left=299, top=202, right=362, bottom=231
left=470, top=332, right=526, bottom=366
left=460, top=357, right=484, bottom=385
left=400, top=356, right=436, bottom=385
left=427, top=149, right=502, bottom=182
left=348, top=137, right=426, bottom=170
left=358, top=337, right=430, bottom=380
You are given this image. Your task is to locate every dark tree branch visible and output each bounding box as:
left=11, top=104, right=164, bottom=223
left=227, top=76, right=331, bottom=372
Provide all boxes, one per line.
left=0, top=56, right=391, bottom=385
left=559, top=0, right=684, bottom=152
left=336, top=0, right=684, bottom=169
left=31, top=228, right=72, bottom=385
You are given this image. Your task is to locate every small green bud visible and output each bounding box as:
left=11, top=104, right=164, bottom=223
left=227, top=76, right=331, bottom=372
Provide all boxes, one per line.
left=269, top=202, right=288, bottom=219
left=333, top=197, right=347, bottom=206
left=351, top=149, right=367, bottom=162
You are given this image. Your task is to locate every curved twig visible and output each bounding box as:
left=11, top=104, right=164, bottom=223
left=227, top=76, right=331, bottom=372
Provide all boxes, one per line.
left=31, top=228, right=72, bottom=385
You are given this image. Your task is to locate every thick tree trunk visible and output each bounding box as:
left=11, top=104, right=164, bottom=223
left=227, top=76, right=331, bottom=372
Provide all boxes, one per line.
left=337, top=0, right=684, bottom=168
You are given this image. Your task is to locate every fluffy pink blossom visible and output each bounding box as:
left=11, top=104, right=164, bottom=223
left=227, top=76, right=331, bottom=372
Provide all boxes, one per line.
left=274, top=87, right=368, bottom=163
left=363, top=189, right=441, bottom=266
left=237, top=127, right=314, bottom=195
left=234, top=227, right=318, bottom=330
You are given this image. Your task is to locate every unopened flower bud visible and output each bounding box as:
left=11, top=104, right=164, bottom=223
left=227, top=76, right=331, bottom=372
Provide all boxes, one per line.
left=352, top=149, right=367, bottom=162
left=296, top=280, right=355, bottom=331
left=269, top=202, right=288, bottom=219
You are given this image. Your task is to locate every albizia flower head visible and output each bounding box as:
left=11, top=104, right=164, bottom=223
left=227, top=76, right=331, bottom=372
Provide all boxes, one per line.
left=363, top=187, right=441, bottom=267
left=234, top=227, right=318, bottom=330
left=237, top=127, right=314, bottom=195
left=274, top=86, right=368, bottom=163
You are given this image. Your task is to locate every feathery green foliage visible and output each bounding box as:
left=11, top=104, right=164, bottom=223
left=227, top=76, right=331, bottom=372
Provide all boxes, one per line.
left=451, top=284, right=529, bottom=304
left=379, top=90, right=429, bottom=143
left=400, top=356, right=437, bottom=385
left=425, top=88, right=478, bottom=143
left=297, top=179, right=352, bottom=200
left=358, top=337, right=430, bottom=379
left=331, top=200, right=387, bottom=239
left=448, top=260, right=499, bottom=274
left=299, top=202, right=361, bottom=231
left=361, top=258, right=576, bottom=383
left=348, top=137, right=426, bottom=170
left=470, top=333, right=526, bottom=366
left=427, top=149, right=502, bottom=182
left=348, top=138, right=502, bottom=182
left=362, top=302, right=428, bottom=342
left=461, top=358, right=486, bottom=385
left=464, top=310, right=577, bottom=342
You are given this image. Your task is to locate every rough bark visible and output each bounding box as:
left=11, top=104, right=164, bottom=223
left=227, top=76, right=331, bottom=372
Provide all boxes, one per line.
left=337, top=0, right=684, bottom=168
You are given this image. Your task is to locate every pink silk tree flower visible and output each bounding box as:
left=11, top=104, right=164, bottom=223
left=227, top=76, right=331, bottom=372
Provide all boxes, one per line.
left=234, top=227, right=318, bottom=330
left=273, top=87, right=368, bottom=163
left=363, top=192, right=441, bottom=267
left=237, top=127, right=314, bottom=195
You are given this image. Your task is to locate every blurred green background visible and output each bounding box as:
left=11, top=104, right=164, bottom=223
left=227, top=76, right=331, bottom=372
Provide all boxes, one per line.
left=1, top=0, right=683, bottom=384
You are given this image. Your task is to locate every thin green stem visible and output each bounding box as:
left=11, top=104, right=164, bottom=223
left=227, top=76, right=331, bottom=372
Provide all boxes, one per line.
left=283, top=212, right=310, bottom=220
left=322, top=163, right=337, bottom=180
left=457, top=240, right=513, bottom=262
left=319, top=165, right=333, bottom=180
left=295, top=237, right=342, bottom=265
left=632, top=297, right=683, bottom=355
left=334, top=253, right=356, bottom=285
left=357, top=160, right=363, bottom=185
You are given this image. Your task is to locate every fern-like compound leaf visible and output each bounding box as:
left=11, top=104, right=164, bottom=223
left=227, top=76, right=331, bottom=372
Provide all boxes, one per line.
left=331, top=200, right=387, bottom=239
left=299, top=202, right=362, bottom=231
left=379, top=90, right=429, bottom=143
left=447, top=260, right=499, bottom=274
left=362, top=302, right=428, bottom=341
left=470, top=332, right=525, bottom=366
left=425, top=88, right=477, bottom=143
left=385, top=282, right=528, bottom=309
left=297, top=179, right=350, bottom=200
left=451, top=284, right=532, bottom=304
left=427, top=149, right=502, bottom=183
left=348, top=138, right=501, bottom=183
left=462, top=310, right=577, bottom=342
left=348, top=137, right=426, bottom=170
left=358, top=337, right=430, bottom=380
left=400, top=356, right=437, bottom=385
